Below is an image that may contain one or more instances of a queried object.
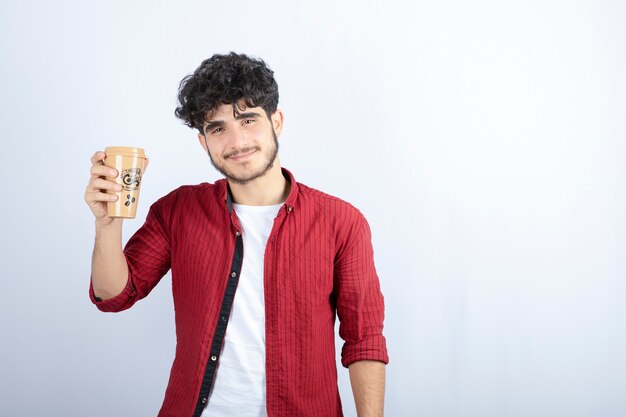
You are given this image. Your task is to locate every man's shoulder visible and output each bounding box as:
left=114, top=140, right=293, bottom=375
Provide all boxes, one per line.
left=297, top=182, right=347, bottom=203
left=296, top=182, right=366, bottom=222
left=151, top=181, right=224, bottom=210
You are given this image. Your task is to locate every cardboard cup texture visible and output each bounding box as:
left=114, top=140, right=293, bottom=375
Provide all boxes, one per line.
left=104, top=146, right=147, bottom=219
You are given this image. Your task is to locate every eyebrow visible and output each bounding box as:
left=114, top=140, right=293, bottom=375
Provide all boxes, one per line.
left=204, top=112, right=262, bottom=131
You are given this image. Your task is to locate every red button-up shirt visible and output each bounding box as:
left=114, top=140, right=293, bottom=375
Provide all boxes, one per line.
left=90, top=168, right=388, bottom=417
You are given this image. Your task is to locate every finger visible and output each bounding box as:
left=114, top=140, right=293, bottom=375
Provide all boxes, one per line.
left=88, top=178, right=123, bottom=192
left=84, top=191, right=119, bottom=204
left=90, top=164, right=118, bottom=179
left=90, top=151, right=106, bottom=165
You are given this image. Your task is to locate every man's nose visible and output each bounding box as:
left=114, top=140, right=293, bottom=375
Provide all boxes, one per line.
left=227, top=125, right=248, bottom=149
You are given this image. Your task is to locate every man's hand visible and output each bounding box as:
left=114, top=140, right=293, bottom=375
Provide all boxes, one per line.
left=84, top=151, right=149, bottom=226
left=349, top=360, right=386, bottom=417
left=84, top=151, right=123, bottom=226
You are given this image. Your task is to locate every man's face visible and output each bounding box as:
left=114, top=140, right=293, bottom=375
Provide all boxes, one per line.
left=198, top=102, right=283, bottom=185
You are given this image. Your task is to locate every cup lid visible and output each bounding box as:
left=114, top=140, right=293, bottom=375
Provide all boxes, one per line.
left=105, top=146, right=146, bottom=157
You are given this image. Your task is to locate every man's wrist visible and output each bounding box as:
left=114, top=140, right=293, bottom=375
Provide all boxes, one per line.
left=95, top=217, right=122, bottom=232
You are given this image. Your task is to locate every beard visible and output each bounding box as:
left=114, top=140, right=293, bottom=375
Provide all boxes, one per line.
left=208, top=128, right=279, bottom=185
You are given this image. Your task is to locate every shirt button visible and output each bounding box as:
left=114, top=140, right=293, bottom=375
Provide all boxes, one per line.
left=201, top=397, right=207, bottom=404
left=287, top=206, right=293, bottom=212
left=220, top=315, right=227, bottom=323
left=211, top=355, right=217, bottom=361
left=235, top=231, right=241, bottom=236
left=231, top=272, right=237, bottom=278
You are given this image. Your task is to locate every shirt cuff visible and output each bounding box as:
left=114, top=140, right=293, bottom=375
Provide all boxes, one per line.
left=89, top=273, right=135, bottom=312
left=341, top=335, right=390, bottom=368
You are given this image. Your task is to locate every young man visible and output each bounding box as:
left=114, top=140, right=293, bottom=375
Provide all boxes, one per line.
left=84, top=52, right=388, bottom=417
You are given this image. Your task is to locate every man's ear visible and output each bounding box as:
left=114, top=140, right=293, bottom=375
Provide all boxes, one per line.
left=271, top=109, right=284, bottom=137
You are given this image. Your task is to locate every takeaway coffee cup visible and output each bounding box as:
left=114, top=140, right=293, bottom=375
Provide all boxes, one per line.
left=104, top=146, right=147, bottom=219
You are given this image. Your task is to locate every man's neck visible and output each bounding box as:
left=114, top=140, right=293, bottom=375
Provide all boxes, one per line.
left=227, top=163, right=290, bottom=206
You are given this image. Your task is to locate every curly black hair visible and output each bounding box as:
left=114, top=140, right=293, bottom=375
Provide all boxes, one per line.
left=174, top=52, right=279, bottom=134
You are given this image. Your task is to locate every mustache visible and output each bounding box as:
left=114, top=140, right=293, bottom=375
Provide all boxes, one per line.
left=224, top=147, right=259, bottom=159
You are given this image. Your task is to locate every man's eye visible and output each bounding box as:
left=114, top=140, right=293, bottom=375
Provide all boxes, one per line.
left=212, top=127, right=223, bottom=134
left=243, top=119, right=255, bottom=125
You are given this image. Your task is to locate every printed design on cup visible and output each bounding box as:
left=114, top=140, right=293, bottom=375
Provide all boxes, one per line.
left=125, top=194, right=136, bottom=207
left=121, top=168, right=142, bottom=191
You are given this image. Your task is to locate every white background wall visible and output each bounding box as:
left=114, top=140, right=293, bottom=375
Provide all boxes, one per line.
left=1, top=0, right=624, bottom=416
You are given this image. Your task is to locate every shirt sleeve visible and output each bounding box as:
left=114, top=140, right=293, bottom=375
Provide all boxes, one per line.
left=89, top=200, right=172, bottom=312
left=334, top=212, right=389, bottom=368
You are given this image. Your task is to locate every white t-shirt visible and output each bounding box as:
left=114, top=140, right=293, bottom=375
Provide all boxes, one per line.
left=202, top=202, right=282, bottom=417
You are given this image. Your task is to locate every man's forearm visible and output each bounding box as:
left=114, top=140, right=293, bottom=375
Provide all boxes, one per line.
left=91, top=218, right=129, bottom=300
left=348, top=360, right=386, bottom=417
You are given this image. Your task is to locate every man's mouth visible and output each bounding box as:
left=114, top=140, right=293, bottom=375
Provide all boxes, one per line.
left=227, top=148, right=258, bottom=162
